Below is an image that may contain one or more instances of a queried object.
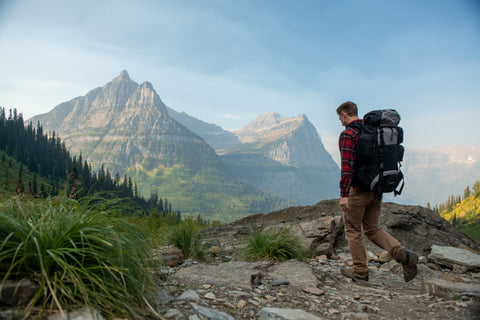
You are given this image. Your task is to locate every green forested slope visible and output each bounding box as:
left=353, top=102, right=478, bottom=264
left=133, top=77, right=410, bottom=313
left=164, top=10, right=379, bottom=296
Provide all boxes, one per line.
left=440, top=181, right=480, bottom=241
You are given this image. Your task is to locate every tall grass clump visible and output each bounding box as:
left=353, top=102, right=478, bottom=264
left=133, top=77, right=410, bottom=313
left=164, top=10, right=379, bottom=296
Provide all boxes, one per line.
left=242, top=227, right=308, bottom=262
left=0, top=195, right=156, bottom=319
left=167, top=217, right=207, bottom=261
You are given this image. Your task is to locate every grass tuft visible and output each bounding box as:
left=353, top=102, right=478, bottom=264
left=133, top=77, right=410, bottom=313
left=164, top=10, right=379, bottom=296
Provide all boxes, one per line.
left=242, top=227, right=308, bottom=262
left=0, top=195, right=155, bottom=319
left=167, top=217, right=208, bottom=261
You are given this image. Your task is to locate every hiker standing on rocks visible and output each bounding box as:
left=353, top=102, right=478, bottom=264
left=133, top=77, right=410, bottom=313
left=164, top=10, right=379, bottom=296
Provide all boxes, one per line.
left=336, top=101, right=418, bottom=283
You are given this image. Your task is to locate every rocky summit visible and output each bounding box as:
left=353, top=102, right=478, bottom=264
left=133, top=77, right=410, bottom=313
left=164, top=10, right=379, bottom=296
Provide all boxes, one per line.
left=29, top=70, right=199, bottom=174
left=219, top=113, right=339, bottom=205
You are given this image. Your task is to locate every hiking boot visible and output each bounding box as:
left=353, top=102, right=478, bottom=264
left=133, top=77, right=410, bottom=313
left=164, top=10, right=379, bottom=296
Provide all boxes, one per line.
left=340, top=267, right=369, bottom=282
left=401, top=249, right=418, bottom=282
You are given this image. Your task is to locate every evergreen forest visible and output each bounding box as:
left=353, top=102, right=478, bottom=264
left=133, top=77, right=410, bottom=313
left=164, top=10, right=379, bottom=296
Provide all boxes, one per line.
left=434, top=180, right=480, bottom=241
left=0, top=107, right=179, bottom=219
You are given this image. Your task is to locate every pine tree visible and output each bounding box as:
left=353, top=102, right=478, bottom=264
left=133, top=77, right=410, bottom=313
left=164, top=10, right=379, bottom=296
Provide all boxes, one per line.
left=473, top=181, right=480, bottom=198
left=16, top=165, right=24, bottom=194
left=464, top=186, right=471, bottom=200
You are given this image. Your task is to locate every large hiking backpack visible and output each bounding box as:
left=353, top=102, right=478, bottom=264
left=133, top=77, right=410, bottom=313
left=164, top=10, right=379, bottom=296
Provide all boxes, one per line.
left=354, top=109, right=404, bottom=197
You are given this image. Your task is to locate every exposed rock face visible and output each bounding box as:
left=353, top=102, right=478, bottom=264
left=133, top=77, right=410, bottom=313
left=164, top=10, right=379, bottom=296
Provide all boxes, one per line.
left=202, top=200, right=480, bottom=258
left=220, top=113, right=340, bottom=205
left=29, top=70, right=205, bottom=174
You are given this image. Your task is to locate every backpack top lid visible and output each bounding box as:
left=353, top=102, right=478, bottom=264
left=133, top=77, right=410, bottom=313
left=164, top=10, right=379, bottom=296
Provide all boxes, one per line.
left=364, top=109, right=400, bottom=127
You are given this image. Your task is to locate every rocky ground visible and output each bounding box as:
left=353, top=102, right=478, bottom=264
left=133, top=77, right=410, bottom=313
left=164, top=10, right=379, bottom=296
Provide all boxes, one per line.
left=154, top=247, right=480, bottom=320
left=2, top=200, right=479, bottom=320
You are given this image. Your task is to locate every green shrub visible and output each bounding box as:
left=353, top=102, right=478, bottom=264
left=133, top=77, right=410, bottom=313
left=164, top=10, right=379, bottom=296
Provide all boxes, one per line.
left=0, top=195, right=155, bottom=319
left=167, top=217, right=207, bottom=260
left=242, top=227, right=308, bottom=262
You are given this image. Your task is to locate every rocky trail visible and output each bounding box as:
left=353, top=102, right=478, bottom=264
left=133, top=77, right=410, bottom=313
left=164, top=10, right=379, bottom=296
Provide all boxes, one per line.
left=155, top=246, right=480, bottom=320
left=153, top=200, right=480, bottom=320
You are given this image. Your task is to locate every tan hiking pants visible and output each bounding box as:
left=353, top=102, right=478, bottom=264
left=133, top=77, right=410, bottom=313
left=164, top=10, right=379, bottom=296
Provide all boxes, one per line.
left=343, top=187, right=404, bottom=277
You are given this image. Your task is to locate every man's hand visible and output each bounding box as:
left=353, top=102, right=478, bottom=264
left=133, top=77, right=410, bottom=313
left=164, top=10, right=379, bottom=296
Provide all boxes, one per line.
left=339, top=197, right=349, bottom=212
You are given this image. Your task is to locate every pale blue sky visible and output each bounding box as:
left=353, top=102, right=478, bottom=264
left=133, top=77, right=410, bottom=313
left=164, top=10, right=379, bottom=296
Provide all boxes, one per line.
left=0, top=0, right=479, bottom=156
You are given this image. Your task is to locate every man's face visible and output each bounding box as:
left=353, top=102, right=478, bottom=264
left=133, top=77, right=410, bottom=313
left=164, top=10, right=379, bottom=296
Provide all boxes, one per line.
left=338, top=111, right=349, bottom=127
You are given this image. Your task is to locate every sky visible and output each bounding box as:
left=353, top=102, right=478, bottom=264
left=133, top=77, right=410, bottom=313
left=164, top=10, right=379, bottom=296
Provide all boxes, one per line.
left=0, top=0, right=479, bottom=158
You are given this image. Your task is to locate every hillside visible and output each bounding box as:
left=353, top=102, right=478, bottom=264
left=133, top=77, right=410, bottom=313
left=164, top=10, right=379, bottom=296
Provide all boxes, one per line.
left=440, top=183, right=480, bottom=241
left=28, top=71, right=295, bottom=220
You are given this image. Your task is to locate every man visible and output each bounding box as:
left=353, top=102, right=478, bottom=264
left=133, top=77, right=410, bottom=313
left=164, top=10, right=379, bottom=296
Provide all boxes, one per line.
left=337, top=101, right=418, bottom=283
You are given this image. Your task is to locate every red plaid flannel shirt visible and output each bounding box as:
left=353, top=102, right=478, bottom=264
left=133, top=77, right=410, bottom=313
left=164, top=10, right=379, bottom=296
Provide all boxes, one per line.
left=338, top=119, right=363, bottom=197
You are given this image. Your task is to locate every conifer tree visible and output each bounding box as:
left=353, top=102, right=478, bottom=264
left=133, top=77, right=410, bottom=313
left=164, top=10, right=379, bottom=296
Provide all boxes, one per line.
left=464, top=186, right=471, bottom=200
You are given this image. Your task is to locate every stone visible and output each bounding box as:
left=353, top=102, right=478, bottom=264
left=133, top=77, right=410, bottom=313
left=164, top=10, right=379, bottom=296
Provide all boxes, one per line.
left=204, top=292, right=216, bottom=300
left=302, top=287, right=325, bottom=296
left=156, top=289, right=175, bottom=303
left=258, top=307, right=323, bottom=320
left=271, top=279, right=289, bottom=286
left=317, top=255, right=328, bottom=262
left=421, top=279, right=480, bottom=299
left=190, top=303, right=236, bottom=320
left=208, top=246, right=222, bottom=257
left=177, top=289, right=201, bottom=302
left=163, top=308, right=183, bottom=319
left=0, top=279, right=38, bottom=306
left=159, top=246, right=184, bottom=267
left=237, top=299, right=247, bottom=309
left=428, top=245, right=480, bottom=271
left=48, top=307, right=104, bottom=320
left=378, top=251, right=391, bottom=263
left=343, top=312, right=369, bottom=319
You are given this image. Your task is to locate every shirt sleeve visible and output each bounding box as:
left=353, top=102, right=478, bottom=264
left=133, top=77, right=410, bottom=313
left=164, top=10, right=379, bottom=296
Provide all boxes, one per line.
left=339, top=130, right=357, bottom=197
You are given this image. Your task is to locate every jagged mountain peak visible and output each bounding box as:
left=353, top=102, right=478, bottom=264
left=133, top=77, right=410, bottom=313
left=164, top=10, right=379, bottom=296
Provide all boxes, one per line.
left=235, top=112, right=311, bottom=143
left=140, top=81, right=153, bottom=89
left=117, top=69, right=130, bottom=80
left=29, top=71, right=169, bottom=134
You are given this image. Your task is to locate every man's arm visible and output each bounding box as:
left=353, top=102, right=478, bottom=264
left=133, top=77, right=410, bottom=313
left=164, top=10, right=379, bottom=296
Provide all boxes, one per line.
left=339, top=130, right=357, bottom=198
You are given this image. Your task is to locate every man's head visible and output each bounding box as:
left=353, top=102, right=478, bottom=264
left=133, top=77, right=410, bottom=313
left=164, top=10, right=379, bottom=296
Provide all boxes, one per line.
left=337, top=101, right=359, bottom=127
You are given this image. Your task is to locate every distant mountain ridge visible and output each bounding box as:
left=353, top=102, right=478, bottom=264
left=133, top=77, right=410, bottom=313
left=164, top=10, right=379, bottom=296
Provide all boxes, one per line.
left=166, top=107, right=240, bottom=151
left=400, top=144, right=480, bottom=206
left=28, top=71, right=295, bottom=220
left=220, top=112, right=339, bottom=204
left=168, top=108, right=340, bottom=205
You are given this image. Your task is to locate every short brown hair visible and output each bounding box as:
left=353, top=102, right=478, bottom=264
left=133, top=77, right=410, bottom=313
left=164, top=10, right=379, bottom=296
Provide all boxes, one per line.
left=336, top=101, right=358, bottom=116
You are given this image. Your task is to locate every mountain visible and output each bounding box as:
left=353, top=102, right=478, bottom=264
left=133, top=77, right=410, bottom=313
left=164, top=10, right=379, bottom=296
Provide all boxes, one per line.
left=397, top=144, right=480, bottom=206
left=28, top=71, right=295, bottom=220
left=166, top=107, right=240, bottom=151
left=219, top=112, right=340, bottom=205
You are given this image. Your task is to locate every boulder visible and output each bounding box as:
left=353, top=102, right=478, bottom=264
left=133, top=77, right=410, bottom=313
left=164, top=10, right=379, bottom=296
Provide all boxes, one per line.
left=202, top=200, right=480, bottom=259
left=421, top=278, right=480, bottom=299
left=427, top=245, right=480, bottom=271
